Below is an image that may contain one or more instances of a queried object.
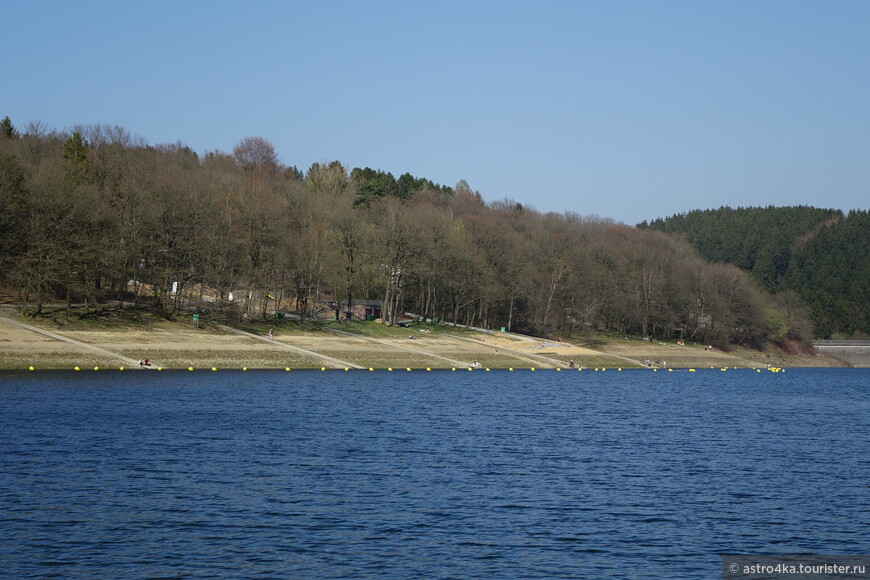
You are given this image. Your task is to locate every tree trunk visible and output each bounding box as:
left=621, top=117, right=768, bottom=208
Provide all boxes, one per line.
left=382, top=282, right=392, bottom=325
left=508, top=292, right=515, bottom=332
left=543, top=265, right=564, bottom=331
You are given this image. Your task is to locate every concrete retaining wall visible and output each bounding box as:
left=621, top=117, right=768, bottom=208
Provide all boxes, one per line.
left=812, top=341, right=870, bottom=367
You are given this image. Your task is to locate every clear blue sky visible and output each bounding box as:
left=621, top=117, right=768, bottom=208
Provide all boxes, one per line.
left=6, top=1, right=869, bottom=224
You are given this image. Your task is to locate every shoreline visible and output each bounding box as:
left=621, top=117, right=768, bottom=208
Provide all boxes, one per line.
left=0, top=309, right=853, bottom=371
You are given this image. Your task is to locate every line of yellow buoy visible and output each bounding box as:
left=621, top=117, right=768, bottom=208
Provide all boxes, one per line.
left=25, top=365, right=785, bottom=372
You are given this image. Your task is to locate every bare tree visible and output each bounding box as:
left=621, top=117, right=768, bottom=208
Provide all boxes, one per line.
left=333, top=211, right=372, bottom=320
left=233, top=136, right=280, bottom=173
left=374, top=199, right=420, bottom=325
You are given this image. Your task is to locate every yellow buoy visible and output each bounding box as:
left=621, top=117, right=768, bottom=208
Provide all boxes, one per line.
left=486, top=368, right=490, bottom=371
left=242, top=367, right=247, bottom=371
left=369, top=367, right=374, bottom=371
left=94, top=366, right=99, bottom=371
left=509, top=367, right=514, bottom=371
left=211, top=367, right=217, bottom=371
left=427, top=367, right=432, bottom=371
left=74, top=366, right=80, bottom=371
left=119, top=366, right=124, bottom=371
left=531, top=367, right=535, bottom=371
left=157, top=367, right=162, bottom=371
left=407, top=368, right=412, bottom=371
left=188, top=366, right=194, bottom=371
left=321, top=367, right=326, bottom=371
left=28, top=366, right=34, bottom=371
left=345, top=367, right=349, bottom=371
left=388, top=367, right=393, bottom=371
left=285, top=367, right=291, bottom=371
left=556, top=368, right=561, bottom=371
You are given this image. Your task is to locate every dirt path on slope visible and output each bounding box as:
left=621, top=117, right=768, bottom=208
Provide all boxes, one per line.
left=218, top=325, right=364, bottom=369
left=0, top=313, right=146, bottom=368
left=444, top=333, right=642, bottom=368
left=325, top=328, right=472, bottom=368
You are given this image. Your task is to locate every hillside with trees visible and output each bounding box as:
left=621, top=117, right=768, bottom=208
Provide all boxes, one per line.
left=639, top=206, right=869, bottom=339
left=0, top=117, right=819, bottom=349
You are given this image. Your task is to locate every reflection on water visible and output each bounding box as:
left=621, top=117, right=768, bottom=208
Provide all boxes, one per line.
left=1, top=369, right=867, bottom=578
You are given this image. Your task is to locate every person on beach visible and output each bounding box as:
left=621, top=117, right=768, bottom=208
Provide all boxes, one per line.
left=268, top=328, right=273, bottom=340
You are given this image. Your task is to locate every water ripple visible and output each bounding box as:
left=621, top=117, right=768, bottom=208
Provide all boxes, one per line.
left=0, top=368, right=867, bottom=577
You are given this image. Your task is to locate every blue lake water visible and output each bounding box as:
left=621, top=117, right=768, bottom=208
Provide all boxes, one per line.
left=1, top=368, right=867, bottom=578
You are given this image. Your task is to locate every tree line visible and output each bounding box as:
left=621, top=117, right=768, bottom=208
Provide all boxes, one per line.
left=639, top=206, right=869, bottom=339
left=0, top=117, right=815, bottom=348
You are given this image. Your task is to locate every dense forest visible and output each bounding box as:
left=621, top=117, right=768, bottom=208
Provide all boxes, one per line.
left=639, top=207, right=869, bottom=338
left=0, top=117, right=831, bottom=348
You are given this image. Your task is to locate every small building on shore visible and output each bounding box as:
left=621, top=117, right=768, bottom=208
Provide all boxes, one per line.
left=351, top=300, right=381, bottom=321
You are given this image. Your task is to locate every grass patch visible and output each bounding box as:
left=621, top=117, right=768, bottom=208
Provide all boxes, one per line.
left=20, top=305, right=172, bottom=330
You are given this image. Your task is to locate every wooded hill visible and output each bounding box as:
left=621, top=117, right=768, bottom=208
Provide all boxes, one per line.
left=0, top=117, right=825, bottom=348
left=639, top=206, right=870, bottom=339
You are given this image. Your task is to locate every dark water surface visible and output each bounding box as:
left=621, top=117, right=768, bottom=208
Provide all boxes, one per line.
left=1, top=368, right=867, bottom=578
